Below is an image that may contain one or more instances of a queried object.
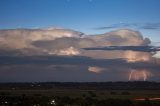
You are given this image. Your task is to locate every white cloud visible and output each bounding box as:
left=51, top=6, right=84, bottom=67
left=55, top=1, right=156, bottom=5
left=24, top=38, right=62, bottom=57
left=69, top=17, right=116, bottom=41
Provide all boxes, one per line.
left=88, top=66, right=104, bottom=73
left=153, top=51, right=160, bottom=58
left=0, top=28, right=83, bottom=49
left=87, top=29, right=150, bottom=46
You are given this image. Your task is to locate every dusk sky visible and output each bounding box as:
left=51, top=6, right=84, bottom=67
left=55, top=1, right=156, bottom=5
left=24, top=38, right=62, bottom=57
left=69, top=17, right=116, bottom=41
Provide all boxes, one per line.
left=0, top=0, right=160, bottom=82
left=1, top=0, right=160, bottom=40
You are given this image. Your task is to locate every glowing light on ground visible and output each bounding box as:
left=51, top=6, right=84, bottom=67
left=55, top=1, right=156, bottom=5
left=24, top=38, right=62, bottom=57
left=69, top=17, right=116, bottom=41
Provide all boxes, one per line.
left=50, top=99, right=56, bottom=105
left=135, top=98, right=160, bottom=101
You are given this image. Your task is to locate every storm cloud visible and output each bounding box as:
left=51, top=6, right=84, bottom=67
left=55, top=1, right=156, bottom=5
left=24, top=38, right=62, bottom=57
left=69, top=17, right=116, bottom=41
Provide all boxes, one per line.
left=0, top=28, right=160, bottom=82
left=0, top=28, right=151, bottom=56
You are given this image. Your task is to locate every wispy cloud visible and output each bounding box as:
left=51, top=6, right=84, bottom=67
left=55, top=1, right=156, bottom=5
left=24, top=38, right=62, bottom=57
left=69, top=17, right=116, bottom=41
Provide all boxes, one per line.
left=94, top=23, right=136, bottom=30
left=94, top=22, right=160, bottom=31
left=139, top=23, right=160, bottom=30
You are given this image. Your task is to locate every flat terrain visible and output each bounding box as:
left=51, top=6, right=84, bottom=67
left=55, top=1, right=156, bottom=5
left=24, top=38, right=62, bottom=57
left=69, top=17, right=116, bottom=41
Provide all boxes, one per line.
left=1, top=89, right=160, bottom=99
left=0, top=82, right=160, bottom=106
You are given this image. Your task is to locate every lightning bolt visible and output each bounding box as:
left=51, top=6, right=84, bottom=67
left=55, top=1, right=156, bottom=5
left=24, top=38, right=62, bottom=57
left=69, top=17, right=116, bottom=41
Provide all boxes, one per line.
left=129, top=70, right=134, bottom=81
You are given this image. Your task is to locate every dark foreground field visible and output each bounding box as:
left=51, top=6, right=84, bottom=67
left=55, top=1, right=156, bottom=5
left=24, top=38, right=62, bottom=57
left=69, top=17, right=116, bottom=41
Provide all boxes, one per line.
left=0, top=82, right=160, bottom=106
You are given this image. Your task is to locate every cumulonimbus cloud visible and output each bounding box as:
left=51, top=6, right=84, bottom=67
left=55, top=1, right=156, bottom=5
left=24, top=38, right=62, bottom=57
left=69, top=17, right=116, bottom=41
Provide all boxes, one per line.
left=0, top=28, right=160, bottom=82
left=0, top=28, right=157, bottom=62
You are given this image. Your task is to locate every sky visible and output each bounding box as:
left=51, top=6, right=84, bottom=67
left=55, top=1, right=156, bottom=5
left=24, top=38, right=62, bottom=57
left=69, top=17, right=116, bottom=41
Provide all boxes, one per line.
left=0, top=0, right=160, bottom=82
left=0, top=0, right=160, bottom=41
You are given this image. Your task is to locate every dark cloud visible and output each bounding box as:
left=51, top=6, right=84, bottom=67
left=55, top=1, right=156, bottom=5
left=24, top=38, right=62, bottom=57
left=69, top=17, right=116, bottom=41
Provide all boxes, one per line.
left=0, top=55, right=160, bottom=82
left=83, top=46, right=160, bottom=53
left=0, top=55, right=159, bottom=69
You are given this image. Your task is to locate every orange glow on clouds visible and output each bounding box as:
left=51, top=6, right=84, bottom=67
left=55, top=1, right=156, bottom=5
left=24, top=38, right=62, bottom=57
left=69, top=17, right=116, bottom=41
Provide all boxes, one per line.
left=88, top=66, right=103, bottom=73
left=125, top=51, right=150, bottom=63
left=49, top=46, right=80, bottom=56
